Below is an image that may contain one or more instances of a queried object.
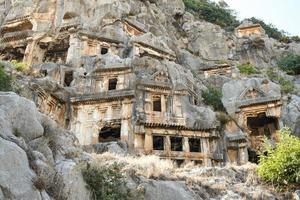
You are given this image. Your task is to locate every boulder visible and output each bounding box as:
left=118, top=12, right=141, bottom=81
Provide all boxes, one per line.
left=0, top=137, right=42, bottom=200
left=0, top=92, right=44, bottom=142
left=282, top=95, right=300, bottom=136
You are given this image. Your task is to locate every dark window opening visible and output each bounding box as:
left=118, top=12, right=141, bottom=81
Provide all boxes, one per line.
left=248, top=148, right=259, bottom=164
left=192, top=160, right=203, bottom=166
left=247, top=113, right=279, bottom=139
left=153, top=97, right=162, bottom=112
left=43, top=38, right=70, bottom=63
left=171, top=137, right=183, bottom=151
left=40, top=69, right=48, bottom=77
left=153, top=136, right=164, bottom=150
left=175, top=159, right=184, bottom=167
left=64, top=71, right=73, bottom=87
left=101, top=47, right=108, bottom=55
left=99, top=126, right=121, bottom=142
left=0, top=46, right=26, bottom=62
left=108, top=78, right=118, bottom=90
left=189, top=138, right=201, bottom=152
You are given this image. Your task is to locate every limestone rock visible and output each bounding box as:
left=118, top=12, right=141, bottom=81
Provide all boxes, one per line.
left=0, top=137, right=42, bottom=200
left=282, top=95, right=300, bottom=137
left=0, top=92, right=44, bottom=142
left=143, top=180, right=198, bottom=200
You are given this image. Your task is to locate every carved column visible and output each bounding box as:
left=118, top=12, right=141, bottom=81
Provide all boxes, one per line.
left=144, top=130, right=153, bottom=153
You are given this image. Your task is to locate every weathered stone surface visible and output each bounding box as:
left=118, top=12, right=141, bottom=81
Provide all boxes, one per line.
left=56, top=160, right=91, bottom=200
left=0, top=92, right=44, bottom=141
left=222, top=78, right=281, bottom=115
left=0, top=137, right=42, bottom=200
left=282, top=95, right=300, bottom=137
left=143, top=180, right=198, bottom=200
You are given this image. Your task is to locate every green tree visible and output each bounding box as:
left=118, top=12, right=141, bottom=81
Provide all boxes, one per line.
left=0, top=64, right=12, bottom=91
left=183, top=0, right=239, bottom=31
left=82, top=163, right=132, bottom=200
left=202, top=86, right=225, bottom=111
left=258, top=127, right=300, bottom=190
left=278, top=53, right=300, bottom=75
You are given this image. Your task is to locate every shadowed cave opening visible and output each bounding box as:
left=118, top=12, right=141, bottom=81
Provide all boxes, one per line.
left=171, top=137, right=183, bottom=151
left=189, top=138, right=201, bottom=152
left=153, top=135, right=164, bottom=150
left=246, top=113, right=279, bottom=163
left=0, top=46, right=26, bottom=62
left=98, top=126, right=121, bottom=142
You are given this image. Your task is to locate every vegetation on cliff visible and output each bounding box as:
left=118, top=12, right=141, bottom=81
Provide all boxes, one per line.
left=258, top=127, right=300, bottom=190
left=278, top=53, right=300, bottom=75
left=202, top=86, right=225, bottom=111
left=0, top=62, right=12, bottom=91
left=183, top=0, right=239, bottom=30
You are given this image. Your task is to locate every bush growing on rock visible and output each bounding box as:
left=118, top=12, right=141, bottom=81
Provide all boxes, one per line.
left=82, top=162, right=132, bottom=200
left=258, top=127, right=300, bottom=190
left=202, top=86, right=225, bottom=111
left=237, top=63, right=259, bottom=75
left=266, top=68, right=294, bottom=94
left=0, top=64, right=12, bottom=91
left=183, top=0, right=239, bottom=30
left=278, top=53, right=300, bottom=75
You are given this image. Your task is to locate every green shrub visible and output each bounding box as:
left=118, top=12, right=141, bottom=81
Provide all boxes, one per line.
left=258, top=127, right=300, bottom=190
left=237, top=63, right=259, bottom=75
left=266, top=68, right=294, bottom=93
left=183, top=0, right=239, bottom=31
left=278, top=53, right=300, bottom=75
left=202, top=86, right=225, bottom=111
left=0, top=65, right=13, bottom=91
left=82, top=163, right=132, bottom=200
left=11, top=60, right=29, bottom=72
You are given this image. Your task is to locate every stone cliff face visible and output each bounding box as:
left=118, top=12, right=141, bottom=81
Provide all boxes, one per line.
left=0, top=0, right=300, bottom=199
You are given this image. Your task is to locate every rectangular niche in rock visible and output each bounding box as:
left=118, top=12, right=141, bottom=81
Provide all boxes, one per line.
left=171, top=136, right=183, bottom=151
left=153, top=135, right=164, bottom=150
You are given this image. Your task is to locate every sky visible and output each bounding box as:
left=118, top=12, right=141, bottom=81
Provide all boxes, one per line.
left=214, top=0, right=300, bottom=36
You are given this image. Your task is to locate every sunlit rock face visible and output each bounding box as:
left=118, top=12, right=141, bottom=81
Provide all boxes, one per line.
left=0, top=0, right=300, bottom=169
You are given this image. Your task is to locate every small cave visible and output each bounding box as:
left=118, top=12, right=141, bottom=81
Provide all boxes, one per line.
left=0, top=46, right=26, bottom=62
left=101, top=47, right=109, bottom=55
left=247, top=113, right=279, bottom=140
left=43, top=37, right=70, bottom=63
left=153, top=96, right=162, bottom=112
left=189, top=138, right=201, bottom=152
left=248, top=148, right=259, bottom=164
left=171, top=137, right=183, bottom=151
left=98, top=126, right=121, bottom=142
left=108, top=78, right=118, bottom=90
left=64, top=71, right=73, bottom=87
left=153, top=135, right=164, bottom=150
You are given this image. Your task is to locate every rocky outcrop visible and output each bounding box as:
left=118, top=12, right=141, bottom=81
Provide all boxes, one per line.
left=282, top=95, right=300, bottom=137
left=0, top=92, right=91, bottom=200
left=0, top=138, right=42, bottom=200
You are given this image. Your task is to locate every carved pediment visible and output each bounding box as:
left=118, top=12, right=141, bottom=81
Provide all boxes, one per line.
left=239, top=87, right=265, bottom=101
left=151, top=70, right=170, bottom=83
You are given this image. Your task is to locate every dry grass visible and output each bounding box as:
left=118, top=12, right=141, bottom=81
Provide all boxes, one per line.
left=90, top=153, right=176, bottom=179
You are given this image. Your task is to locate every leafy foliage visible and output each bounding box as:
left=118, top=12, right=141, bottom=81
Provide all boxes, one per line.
left=266, top=68, right=294, bottom=93
left=82, top=163, right=132, bottom=200
left=11, top=60, right=29, bottom=72
left=237, top=63, right=259, bottom=75
left=0, top=63, right=13, bottom=91
left=278, top=53, right=300, bottom=75
left=183, top=0, right=239, bottom=31
left=258, top=127, right=300, bottom=190
left=202, top=86, right=225, bottom=111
